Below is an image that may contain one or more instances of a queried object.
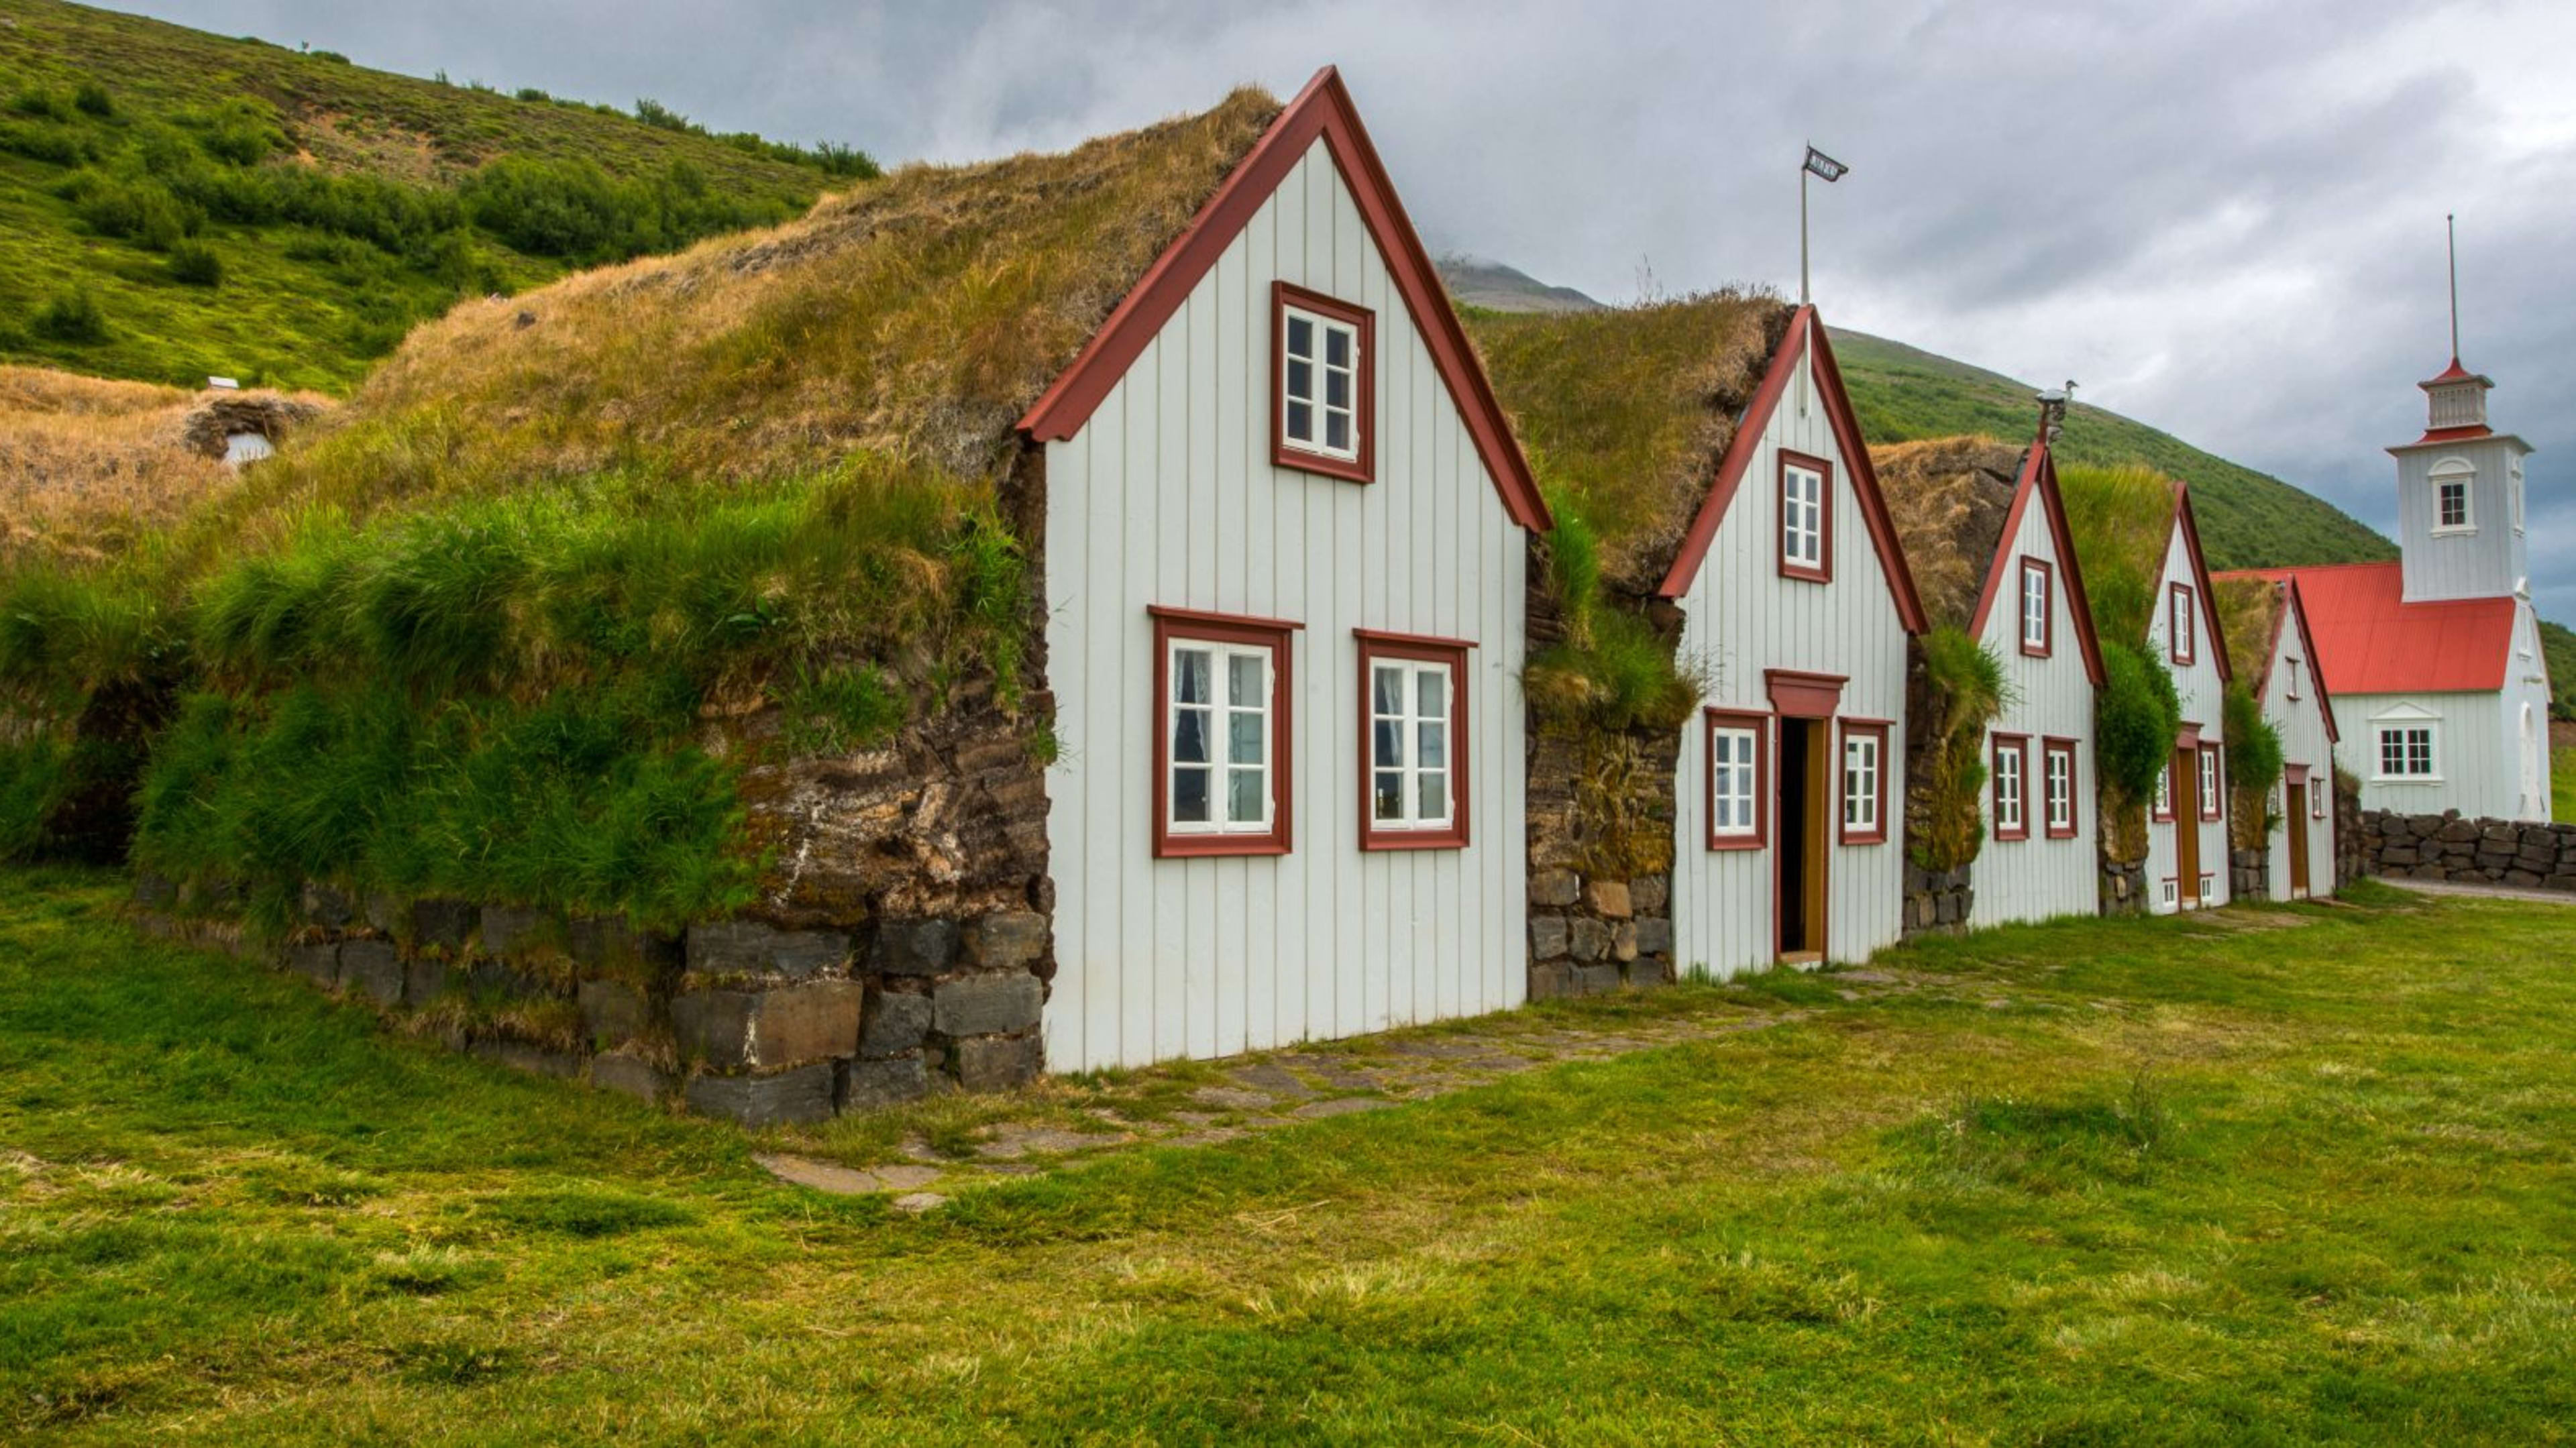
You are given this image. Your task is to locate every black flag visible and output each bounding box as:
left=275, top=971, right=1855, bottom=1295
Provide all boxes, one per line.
left=1803, top=146, right=1848, bottom=182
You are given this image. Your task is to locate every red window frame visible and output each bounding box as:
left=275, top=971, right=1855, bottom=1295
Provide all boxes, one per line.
left=1271, top=282, right=1375, bottom=485
left=2019, top=557, right=2054, bottom=658
left=2042, top=736, right=2080, bottom=840
left=1992, top=732, right=2031, bottom=841
left=2198, top=743, right=2224, bottom=822
left=1705, top=709, right=1771, bottom=851
left=1355, top=629, right=1471, bottom=851
left=1776, top=449, right=1835, bottom=583
left=2169, top=582, right=2197, bottom=667
left=1150, top=606, right=1300, bottom=859
left=2310, top=775, right=2327, bottom=820
left=1838, top=718, right=1891, bottom=846
left=2152, top=757, right=2176, bottom=824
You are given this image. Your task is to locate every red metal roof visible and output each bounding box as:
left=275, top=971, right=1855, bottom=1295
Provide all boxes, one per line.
left=2420, top=357, right=2490, bottom=388
left=2237, top=561, right=2514, bottom=694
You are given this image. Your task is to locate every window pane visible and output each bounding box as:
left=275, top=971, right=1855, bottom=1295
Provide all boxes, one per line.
left=1418, top=770, right=1446, bottom=821
left=1373, top=718, right=1401, bottom=767
left=1287, top=358, right=1313, bottom=402
left=1287, top=400, right=1312, bottom=441
left=1228, top=711, right=1264, bottom=765
left=1287, top=315, right=1313, bottom=359
left=1227, top=767, right=1265, bottom=824
left=1228, top=653, right=1263, bottom=708
left=1175, top=649, right=1210, bottom=704
left=1173, top=707, right=1210, bottom=765
left=1326, top=368, right=1348, bottom=409
left=1417, top=720, right=1445, bottom=769
left=1326, top=411, right=1350, bottom=452
left=1373, top=665, right=1401, bottom=716
left=1326, top=325, right=1350, bottom=368
left=1417, top=669, right=1446, bottom=718
left=1375, top=771, right=1403, bottom=820
left=1173, top=767, right=1211, bottom=823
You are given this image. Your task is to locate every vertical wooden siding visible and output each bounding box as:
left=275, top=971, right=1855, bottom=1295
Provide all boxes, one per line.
left=2146, top=532, right=2232, bottom=911
left=1970, top=500, right=2098, bottom=925
left=2262, top=592, right=2341, bottom=897
left=1041, top=137, right=1529, bottom=1073
left=1670, top=349, right=1911, bottom=977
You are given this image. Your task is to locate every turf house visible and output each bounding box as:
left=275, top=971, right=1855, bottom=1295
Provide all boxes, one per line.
left=1474, top=300, right=1930, bottom=979
left=1875, top=425, right=2106, bottom=930
left=2061, top=468, right=2235, bottom=914
left=2211, top=571, right=2343, bottom=901
left=0, top=68, right=1554, bottom=1120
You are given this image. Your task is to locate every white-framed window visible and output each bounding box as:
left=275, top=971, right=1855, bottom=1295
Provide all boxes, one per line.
left=2310, top=775, right=2327, bottom=820
left=1993, top=736, right=2027, bottom=840
left=1778, top=453, right=1829, bottom=579
left=1150, top=608, right=1297, bottom=857
left=2043, top=741, right=2075, bottom=836
left=1707, top=712, right=1767, bottom=848
left=1169, top=642, right=1273, bottom=834
left=2512, top=460, right=2526, bottom=534
left=2200, top=871, right=2217, bottom=899
left=2020, top=558, right=2052, bottom=655
left=1283, top=307, right=1358, bottom=459
left=2161, top=877, right=2178, bottom=908
left=1368, top=659, right=1454, bottom=831
left=1839, top=722, right=1887, bottom=843
left=2377, top=724, right=2437, bottom=780
left=2169, top=583, right=2197, bottom=666
left=2198, top=746, right=2222, bottom=821
left=2286, top=655, right=2302, bottom=702
left=2430, top=459, right=2475, bottom=533
left=2153, top=760, right=2173, bottom=820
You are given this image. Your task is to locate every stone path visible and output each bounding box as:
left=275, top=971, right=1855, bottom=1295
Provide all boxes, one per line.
left=757, top=904, right=2343, bottom=1209
left=2380, top=878, right=2576, bottom=907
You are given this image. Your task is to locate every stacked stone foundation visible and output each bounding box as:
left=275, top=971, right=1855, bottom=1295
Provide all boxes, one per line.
left=1900, top=863, right=1973, bottom=939
left=138, top=879, right=1050, bottom=1126
left=1526, top=867, right=1672, bottom=998
left=2356, top=810, right=2576, bottom=892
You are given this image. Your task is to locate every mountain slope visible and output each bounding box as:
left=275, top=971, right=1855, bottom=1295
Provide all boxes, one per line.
left=1829, top=329, right=2394, bottom=573
left=0, top=0, right=869, bottom=391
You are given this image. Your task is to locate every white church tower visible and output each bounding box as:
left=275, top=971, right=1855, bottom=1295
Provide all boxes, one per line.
left=2274, top=228, right=2555, bottom=824
left=2388, top=356, right=2533, bottom=605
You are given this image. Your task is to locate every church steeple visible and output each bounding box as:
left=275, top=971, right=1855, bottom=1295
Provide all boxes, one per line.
left=2418, top=357, right=2493, bottom=438
left=2386, top=214, right=2531, bottom=604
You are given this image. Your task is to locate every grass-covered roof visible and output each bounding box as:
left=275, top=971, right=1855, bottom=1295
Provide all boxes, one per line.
left=1870, top=435, right=2023, bottom=632
left=1464, top=292, right=1790, bottom=592
left=180, top=86, right=1282, bottom=549
left=2214, top=574, right=2284, bottom=691
left=1, top=366, right=326, bottom=567
left=2059, top=461, right=2181, bottom=648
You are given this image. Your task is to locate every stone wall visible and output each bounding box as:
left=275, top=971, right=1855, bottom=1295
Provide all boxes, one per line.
left=1900, top=863, right=1973, bottom=938
left=2355, top=810, right=2576, bottom=892
left=2229, top=846, right=2269, bottom=903
left=2097, top=793, right=2148, bottom=917
left=2335, top=776, right=2365, bottom=889
left=1521, top=551, right=1678, bottom=997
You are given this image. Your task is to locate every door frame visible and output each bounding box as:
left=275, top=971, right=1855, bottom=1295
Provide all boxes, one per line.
left=2174, top=741, right=2202, bottom=909
left=2285, top=763, right=2311, bottom=899
left=1766, top=670, right=1846, bottom=964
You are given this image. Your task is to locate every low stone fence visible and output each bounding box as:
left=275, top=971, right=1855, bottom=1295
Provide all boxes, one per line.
left=136, top=876, right=1048, bottom=1126
left=2355, top=810, right=2576, bottom=891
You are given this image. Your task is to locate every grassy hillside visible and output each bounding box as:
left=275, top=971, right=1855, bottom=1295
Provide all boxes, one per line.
left=0, top=0, right=871, bottom=392
left=1833, top=330, right=2396, bottom=574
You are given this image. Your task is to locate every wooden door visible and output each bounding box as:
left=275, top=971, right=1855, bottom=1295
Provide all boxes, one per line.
left=2286, top=775, right=2311, bottom=899
left=2174, top=746, right=2201, bottom=907
left=1774, top=718, right=1831, bottom=964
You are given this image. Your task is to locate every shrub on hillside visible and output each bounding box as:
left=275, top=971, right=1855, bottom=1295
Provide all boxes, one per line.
left=72, top=79, right=115, bottom=118
left=33, top=288, right=109, bottom=344
left=167, top=239, right=223, bottom=287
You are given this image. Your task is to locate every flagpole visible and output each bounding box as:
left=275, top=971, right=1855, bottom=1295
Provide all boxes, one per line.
left=2446, top=213, right=2459, bottom=363
left=1800, top=147, right=1811, bottom=305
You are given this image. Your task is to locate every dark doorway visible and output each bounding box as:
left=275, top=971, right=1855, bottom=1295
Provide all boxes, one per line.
left=1776, top=718, right=1828, bottom=961
left=2175, top=746, right=2202, bottom=907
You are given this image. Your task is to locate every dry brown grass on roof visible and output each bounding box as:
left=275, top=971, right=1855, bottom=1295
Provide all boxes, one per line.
left=0, top=366, right=327, bottom=567
left=219, top=87, right=1284, bottom=535
left=1870, top=435, right=2023, bottom=631
left=2214, top=575, right=2284, bottom=687
left=1464, top=292, right=1790, bottom=592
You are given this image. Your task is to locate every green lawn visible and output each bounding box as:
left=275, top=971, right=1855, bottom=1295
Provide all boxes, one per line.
left=5, top=869, right=2575, bottom=1443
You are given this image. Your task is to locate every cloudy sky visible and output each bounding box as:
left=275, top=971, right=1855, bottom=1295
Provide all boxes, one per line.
left=127, top=0, right=2576, bottom=616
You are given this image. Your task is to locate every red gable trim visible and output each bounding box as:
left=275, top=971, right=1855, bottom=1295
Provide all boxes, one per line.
left=2208, top=571, right=2346, bottom=748
left=1968, top=433, right=2107, bottom=686
left=2169, top=482, right=2233, bottom=685
left=1016, top=67, right=1550, bottom=534
left=1656, top=307, right=1929, bottom=634
left=2283, top=577, right=2340, bottom=744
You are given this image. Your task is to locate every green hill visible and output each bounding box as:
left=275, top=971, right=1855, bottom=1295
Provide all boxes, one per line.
left=0, top=0, right=872, bottom=392
left=1831, top=330, right=2395, bottom=573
